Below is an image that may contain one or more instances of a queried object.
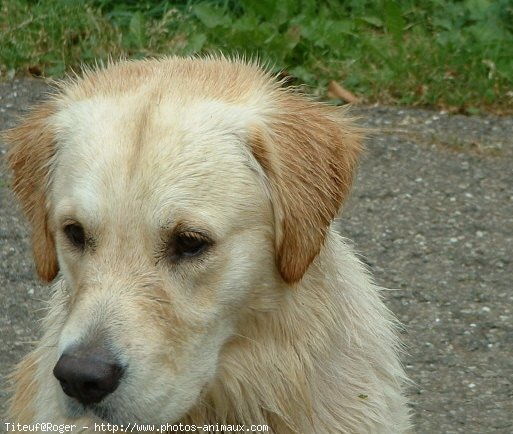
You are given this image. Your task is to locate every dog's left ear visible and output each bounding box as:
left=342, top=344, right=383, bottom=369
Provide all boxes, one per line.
left=250, top=94, right=363, bottom=284
left=3, top=103, right=59, bottom=282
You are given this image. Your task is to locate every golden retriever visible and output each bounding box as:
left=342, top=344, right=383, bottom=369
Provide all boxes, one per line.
left=4, top=57, right=410, bottom=433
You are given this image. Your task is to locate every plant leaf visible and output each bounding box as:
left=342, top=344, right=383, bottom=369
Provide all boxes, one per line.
left=384, top=1, right=404, bottom=42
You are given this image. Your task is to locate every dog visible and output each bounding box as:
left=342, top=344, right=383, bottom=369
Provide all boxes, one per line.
left=4, top=56, right=410, bottom=433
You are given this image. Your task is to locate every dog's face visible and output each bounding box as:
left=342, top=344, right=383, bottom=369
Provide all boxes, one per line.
left=49, top=96, right=277, bottom=423
left=5, top=58, right=362, bottom=424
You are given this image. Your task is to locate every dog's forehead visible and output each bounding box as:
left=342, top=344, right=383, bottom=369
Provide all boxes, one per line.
left=49, top=93, right=268, bottom=227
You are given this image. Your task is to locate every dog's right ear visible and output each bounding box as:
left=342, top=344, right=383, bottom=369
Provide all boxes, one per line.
left=3, top=104, right=59, bottom=282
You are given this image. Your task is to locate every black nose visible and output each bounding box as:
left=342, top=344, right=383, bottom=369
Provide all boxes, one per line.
left=53, top=347, right=124, bottom=405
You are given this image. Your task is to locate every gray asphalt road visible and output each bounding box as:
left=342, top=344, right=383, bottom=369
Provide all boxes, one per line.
left=1, top=79, right=512, bottom=433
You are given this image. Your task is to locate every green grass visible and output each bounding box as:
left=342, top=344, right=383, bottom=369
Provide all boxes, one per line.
left=1, top=0, right=512, bottom=113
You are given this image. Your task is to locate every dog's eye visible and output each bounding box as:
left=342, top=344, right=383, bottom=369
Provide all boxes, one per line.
left=63, top=223, right=86, bottom=249
left=168, top=232, right=211, bottom=262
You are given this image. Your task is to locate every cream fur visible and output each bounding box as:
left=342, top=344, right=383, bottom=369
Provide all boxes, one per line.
left=4, top=56, right=411, bottom=433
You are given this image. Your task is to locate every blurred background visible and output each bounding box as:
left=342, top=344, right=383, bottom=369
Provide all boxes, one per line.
left=1, top=0, right=512, bottom=114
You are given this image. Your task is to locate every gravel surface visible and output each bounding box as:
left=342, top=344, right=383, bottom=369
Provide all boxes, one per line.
left=1, top=78, right=512, bottom=433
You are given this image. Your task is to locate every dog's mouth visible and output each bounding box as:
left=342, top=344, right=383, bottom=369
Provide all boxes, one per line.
left=63, top=395, right=118, bottom=424
left=90, top=405, right=118, bottom=424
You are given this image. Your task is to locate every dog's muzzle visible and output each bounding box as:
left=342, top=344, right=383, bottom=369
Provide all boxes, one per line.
left=53, top=346, right=124, bottom=406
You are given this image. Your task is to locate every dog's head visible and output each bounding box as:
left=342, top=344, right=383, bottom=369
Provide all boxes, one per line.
left=5, top=57, right=362, bottom=424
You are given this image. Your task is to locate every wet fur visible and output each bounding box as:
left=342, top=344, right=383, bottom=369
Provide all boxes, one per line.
left=4, top=57, right=410, bottom=433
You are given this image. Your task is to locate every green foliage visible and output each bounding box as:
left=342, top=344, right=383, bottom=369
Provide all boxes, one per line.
left=1, top=0, right=512, bottom=112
